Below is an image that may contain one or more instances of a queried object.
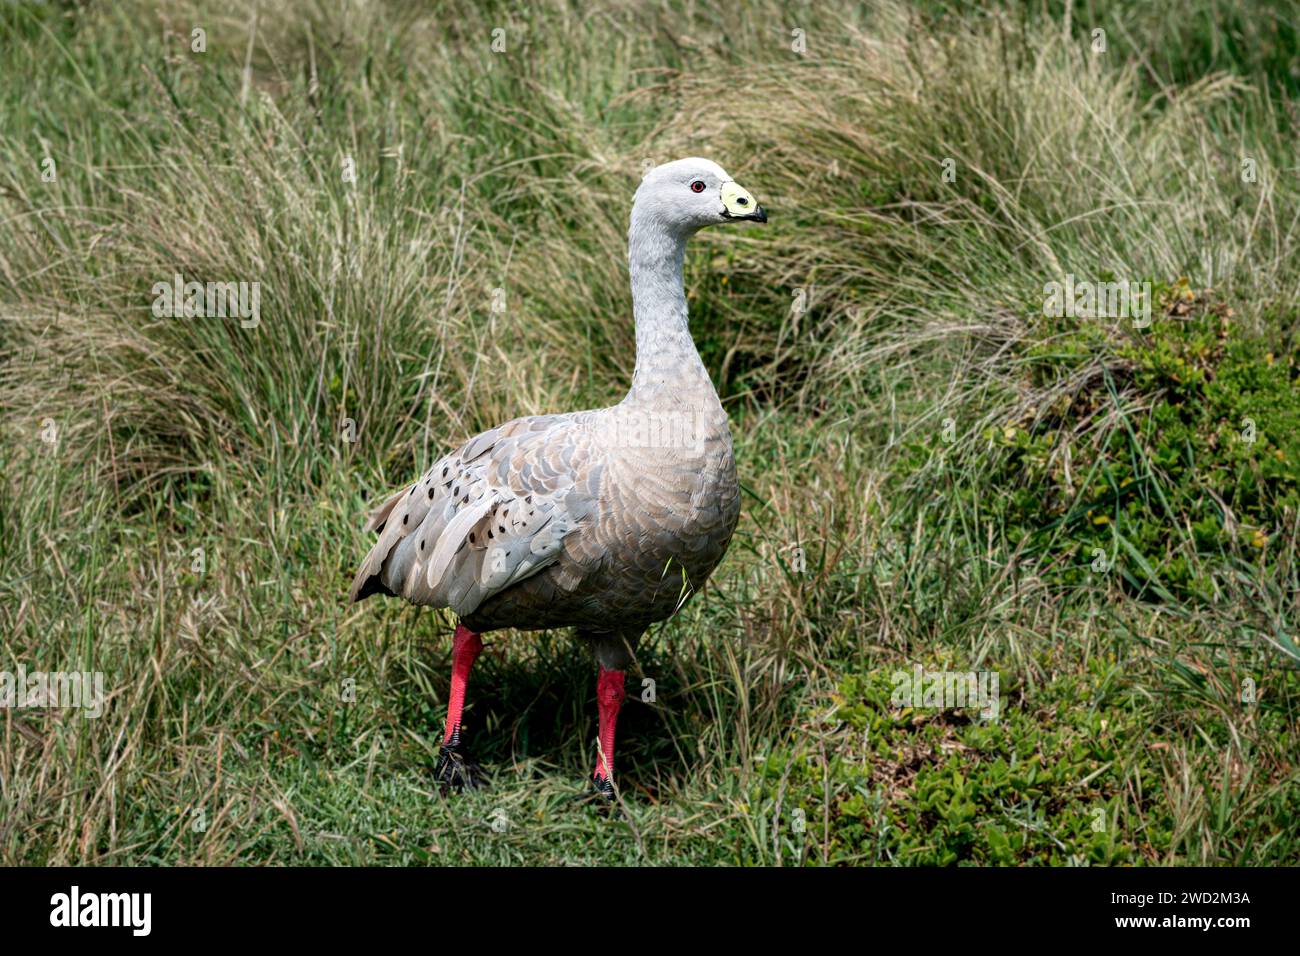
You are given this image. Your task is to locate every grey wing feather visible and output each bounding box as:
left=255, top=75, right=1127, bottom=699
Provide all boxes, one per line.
left=349, top=414, right=598, bottom=616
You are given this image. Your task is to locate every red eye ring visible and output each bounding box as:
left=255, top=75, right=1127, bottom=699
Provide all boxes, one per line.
left=690, top=180, right=706, bottom=193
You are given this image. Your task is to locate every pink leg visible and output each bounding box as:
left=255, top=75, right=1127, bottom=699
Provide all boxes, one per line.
left=443, top=624, right=483, bottom=747
left=592, top=666, right=626, bottom=796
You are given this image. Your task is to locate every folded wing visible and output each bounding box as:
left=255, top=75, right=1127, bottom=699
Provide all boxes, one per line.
left=349, top=414, right=598, bottom=616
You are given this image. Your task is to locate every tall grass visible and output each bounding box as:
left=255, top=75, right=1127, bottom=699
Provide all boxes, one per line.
left=1, top=0, right=1297, bottom=864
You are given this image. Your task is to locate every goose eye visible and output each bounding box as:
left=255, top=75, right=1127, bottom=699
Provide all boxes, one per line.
left=689, top=180, right=706, bottom=193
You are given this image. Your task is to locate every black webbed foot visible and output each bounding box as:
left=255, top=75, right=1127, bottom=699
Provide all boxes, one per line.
left=573, top=773, right=615, bottom=813
left=434, top=742, right=489, bottom=793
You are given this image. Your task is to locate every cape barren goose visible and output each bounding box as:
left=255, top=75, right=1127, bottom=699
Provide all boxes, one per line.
left=350, top=158, right=767, bottom=799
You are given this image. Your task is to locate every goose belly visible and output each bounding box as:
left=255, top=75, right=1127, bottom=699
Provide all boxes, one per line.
left=465, top=434, right=739, bottom=633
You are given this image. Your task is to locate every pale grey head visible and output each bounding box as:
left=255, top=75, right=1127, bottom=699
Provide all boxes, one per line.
left=632, top=158, right=768, bottom=236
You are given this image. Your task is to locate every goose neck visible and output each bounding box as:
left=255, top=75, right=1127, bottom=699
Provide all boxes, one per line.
left=624, top=214, right=712, bottom=404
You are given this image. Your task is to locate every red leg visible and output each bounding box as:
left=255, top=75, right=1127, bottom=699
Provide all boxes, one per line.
left=592, top=666, right=626, bottom=797
left=443, top=624, right=483, bottom=747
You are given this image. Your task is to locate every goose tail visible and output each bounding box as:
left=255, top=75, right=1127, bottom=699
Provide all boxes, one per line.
left=348, top=487, right=407, bottom=602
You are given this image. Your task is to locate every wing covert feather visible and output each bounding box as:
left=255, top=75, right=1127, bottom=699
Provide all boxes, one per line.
left=350, top=413, right=600, bottom=615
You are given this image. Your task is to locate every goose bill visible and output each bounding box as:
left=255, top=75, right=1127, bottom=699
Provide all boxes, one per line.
left=719, top=181, right=768, bottom=222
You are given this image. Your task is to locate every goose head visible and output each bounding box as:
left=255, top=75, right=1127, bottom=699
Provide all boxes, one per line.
left=633, top=158, right=767, bottom=235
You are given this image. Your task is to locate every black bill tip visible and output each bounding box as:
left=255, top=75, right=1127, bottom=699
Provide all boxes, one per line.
left=722, top=204, right=768, bottom=224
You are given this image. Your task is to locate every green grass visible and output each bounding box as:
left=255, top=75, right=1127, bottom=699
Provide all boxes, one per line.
left=1, top=0, right=1298, bottom=865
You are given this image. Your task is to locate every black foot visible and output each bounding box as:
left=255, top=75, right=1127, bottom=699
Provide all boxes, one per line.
left=573, top=777, right=615, bottom=814
left=590, top=773, right=615, bottom=802
left=434, top=743, right=489, bottom=793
